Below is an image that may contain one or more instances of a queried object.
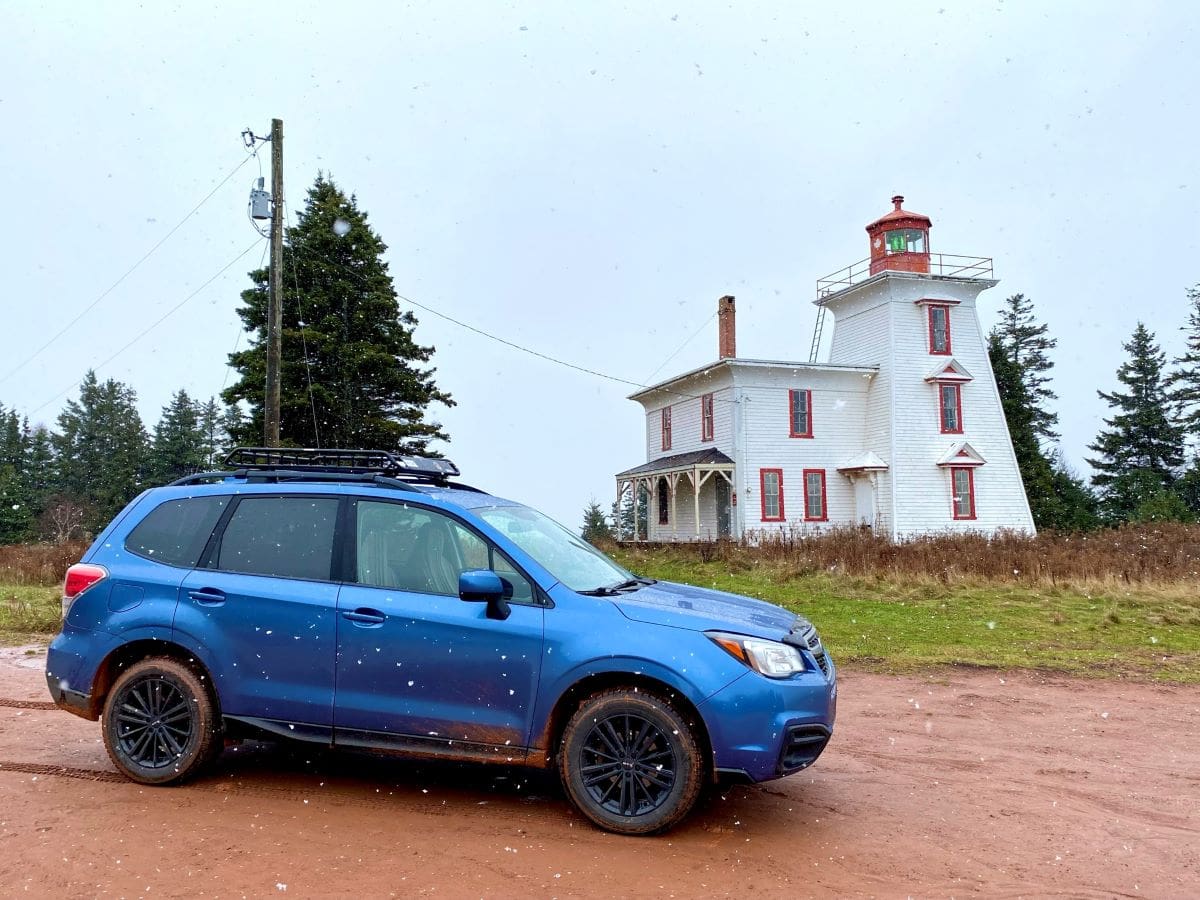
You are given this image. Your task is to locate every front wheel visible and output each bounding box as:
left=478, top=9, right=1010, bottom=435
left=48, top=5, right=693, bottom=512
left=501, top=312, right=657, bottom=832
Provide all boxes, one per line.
left=558, top=688, right=705, bottom=835
left=101, top=657, right=221, bottom=785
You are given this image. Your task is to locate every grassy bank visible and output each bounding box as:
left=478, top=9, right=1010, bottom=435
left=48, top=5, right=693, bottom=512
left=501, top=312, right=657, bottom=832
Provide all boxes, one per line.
left=612, top=545, right=1200, bottom=682
left=0, top=584, right=61, bottom=645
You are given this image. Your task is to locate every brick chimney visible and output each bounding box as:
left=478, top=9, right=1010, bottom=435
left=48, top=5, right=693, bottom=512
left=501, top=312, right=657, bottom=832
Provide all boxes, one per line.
left=717, top=295, right=736, bottom=359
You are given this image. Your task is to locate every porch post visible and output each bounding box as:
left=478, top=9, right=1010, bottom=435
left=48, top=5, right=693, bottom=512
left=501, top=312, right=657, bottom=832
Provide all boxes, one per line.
left=693, top=466, right=701, bottom=538
left=632, top=478, right=640, bottom=541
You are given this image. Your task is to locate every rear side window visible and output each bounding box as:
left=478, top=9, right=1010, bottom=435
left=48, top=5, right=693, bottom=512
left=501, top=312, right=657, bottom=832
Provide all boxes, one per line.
left=216, top=496, right=339, bottom=581
left=125, top=496, right=228, bottom=567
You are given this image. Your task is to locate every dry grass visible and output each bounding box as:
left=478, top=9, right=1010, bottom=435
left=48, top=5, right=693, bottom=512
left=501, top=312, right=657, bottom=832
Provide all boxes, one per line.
left=0, top=541, right=89, bottom=587
left=606, top=522, right=1200, bottom=588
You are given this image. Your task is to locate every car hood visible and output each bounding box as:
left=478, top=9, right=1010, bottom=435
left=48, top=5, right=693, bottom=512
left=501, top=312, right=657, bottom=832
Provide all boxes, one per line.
left=612, top=581, right=799, bottom=639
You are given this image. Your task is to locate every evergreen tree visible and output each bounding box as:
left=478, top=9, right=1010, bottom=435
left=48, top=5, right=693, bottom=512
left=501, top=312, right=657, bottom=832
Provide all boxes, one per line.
left=1166, top=284, right=1200, bottom=443
left=223, top=173, right=454, bottom=453
left=197, top=397, right=224, bottom=469
left=0, top=407, right=34, bottom=542
left=991, top=293, right=1059, bottom=443
left=581, top=499, right=613, bottom=544
left=149, top=389, right=206, bottom=484
left=1087, top=323, right=1185, bottom=521
left=612, top=487, right=648, bottom=540
left=988, top=334, right=1096, bottom=529
left=53, top=371, right=149, bottom=531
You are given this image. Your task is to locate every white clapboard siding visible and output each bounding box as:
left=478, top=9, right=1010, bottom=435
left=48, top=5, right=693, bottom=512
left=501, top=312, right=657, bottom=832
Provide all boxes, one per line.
left=736, top=366, right=871, bottom=533
left=643, top=380, right=735, bottom=461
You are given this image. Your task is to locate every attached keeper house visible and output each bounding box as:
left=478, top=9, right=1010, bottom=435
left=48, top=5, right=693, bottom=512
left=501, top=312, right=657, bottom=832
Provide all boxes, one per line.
left=614, top=196, right=1035, bottom=541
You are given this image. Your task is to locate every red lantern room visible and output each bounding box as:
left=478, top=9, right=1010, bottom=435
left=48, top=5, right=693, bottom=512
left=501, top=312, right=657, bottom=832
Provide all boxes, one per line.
left=866, top=195, right=932, bottom=275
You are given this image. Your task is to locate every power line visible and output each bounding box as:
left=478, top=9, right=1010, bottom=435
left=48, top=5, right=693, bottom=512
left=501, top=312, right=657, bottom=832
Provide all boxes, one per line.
left=26, top=238, right=265, bottom=419
left=0, top=152, right=257, bottom=388
left=643, top=310, right=717, bottom=383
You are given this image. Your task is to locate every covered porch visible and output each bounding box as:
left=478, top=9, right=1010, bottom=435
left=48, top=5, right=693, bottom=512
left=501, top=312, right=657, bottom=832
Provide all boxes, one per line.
left=615, top=449, right=735, bottom=542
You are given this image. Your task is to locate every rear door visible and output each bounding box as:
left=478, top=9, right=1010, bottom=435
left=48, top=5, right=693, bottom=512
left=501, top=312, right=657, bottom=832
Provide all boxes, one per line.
left=176, top=494, right=341, bottom=733
left=333, top=498, right=545, bottom=757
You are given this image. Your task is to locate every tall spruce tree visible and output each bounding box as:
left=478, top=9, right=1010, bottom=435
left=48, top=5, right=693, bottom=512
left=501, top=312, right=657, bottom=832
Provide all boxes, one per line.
left=991, top=293, right=1059, bottom=443
left=1087, top=323, right=1186, bottom=521
left=0, top=407, right=34, bottom=542
left=988, top=333, right=1096, bottom=529
left=223, top=173, right=454, bottom=453
left=1166, top=284, right=1200, bottom=442
left=53, top=371, right=149, bottom=531
left=149, top=389, right=206, bottom=484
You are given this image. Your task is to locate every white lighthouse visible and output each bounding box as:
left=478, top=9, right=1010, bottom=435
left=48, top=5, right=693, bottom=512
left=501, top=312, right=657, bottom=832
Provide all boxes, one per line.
left=615, top=196, right=1035, bottom=541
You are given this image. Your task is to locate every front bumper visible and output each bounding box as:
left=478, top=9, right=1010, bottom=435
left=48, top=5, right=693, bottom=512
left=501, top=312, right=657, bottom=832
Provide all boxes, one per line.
left=700, top=656, right=837, bottom=783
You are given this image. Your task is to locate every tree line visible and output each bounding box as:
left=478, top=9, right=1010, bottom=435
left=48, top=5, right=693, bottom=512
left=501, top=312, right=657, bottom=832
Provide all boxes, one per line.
left=989, top=286, right=1200, bottom=527
left=0, top=174, right=453, bottom=544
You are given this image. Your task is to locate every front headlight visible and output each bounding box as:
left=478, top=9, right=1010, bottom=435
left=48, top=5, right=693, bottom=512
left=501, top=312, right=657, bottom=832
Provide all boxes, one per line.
left=707, top=631, right=806, bottom=678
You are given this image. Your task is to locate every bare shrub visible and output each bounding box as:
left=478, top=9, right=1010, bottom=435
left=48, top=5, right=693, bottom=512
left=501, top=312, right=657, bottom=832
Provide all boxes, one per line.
left=624, top=523, right=1200, bottom=586
left=0, top=541, right=90, bottom=586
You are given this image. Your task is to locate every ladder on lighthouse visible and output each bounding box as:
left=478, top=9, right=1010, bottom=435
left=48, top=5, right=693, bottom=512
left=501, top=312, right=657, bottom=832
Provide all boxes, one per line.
left=808, top=304, right=828, bottom=362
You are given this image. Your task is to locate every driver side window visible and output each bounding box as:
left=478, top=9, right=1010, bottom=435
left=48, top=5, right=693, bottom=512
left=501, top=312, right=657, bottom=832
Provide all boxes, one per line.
left=355, top=500, right=534, bottom=603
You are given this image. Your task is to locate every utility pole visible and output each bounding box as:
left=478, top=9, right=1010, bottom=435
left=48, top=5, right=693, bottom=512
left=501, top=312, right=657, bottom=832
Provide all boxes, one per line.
left=264, top=118, right=284, bottom=446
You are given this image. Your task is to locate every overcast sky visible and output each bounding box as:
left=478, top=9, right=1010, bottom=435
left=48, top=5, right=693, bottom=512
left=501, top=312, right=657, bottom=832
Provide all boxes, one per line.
left=1, top=1, right=1197, bottom=528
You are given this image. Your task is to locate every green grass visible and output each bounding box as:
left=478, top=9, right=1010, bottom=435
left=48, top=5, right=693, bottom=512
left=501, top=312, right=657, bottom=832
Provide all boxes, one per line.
left=612, top=548, right=1200, bottom=682
left=0, top=584, right=61, bottom=645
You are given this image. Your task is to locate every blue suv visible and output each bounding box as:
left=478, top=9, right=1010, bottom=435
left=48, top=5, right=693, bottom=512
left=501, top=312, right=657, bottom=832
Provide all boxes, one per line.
left=46, top=448, right=835, bottom=835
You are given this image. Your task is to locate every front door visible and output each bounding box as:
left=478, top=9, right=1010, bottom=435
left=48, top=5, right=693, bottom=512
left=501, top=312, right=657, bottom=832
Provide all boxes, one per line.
left=715, top=476, right=732, bottom=538
left=333, top=499, right=545, bottom=758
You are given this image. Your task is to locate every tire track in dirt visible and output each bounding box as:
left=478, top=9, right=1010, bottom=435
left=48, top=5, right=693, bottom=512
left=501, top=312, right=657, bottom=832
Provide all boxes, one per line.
left=0, top=698, right=58, bottom=709
left=0, top=761, right=126, bottom=783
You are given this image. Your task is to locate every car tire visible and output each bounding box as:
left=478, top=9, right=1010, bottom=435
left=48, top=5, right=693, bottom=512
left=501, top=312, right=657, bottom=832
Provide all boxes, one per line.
left=101, top=657, right=221, bottom=786
left=558, top=688, right=705, bottom=835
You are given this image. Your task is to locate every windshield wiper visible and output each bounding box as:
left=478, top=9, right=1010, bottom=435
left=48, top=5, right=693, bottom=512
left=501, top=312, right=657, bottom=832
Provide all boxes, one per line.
left=578, top=586, right=620, bottom=596
left=605, top=576, right=657, bottom=592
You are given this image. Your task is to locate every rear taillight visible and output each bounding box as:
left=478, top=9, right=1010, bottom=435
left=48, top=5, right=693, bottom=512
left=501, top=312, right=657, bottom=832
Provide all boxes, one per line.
left=62, top=563, right=108, bottom=618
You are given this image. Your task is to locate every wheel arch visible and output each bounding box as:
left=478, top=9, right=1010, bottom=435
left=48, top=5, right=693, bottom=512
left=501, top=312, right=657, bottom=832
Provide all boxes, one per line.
left=534, top=670, right=715, bottom=781
left=88, top=639, right=220, bottom=719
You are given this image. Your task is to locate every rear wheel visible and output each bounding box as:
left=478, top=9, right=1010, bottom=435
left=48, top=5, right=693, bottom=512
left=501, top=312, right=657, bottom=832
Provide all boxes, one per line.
left=558, top=688, right=705, bottom=835
left=101, top=657, right=221, bottom=785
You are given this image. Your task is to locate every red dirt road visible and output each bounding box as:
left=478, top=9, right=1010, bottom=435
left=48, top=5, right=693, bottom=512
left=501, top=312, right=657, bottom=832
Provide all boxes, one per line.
left=1, top=645, right=1197, bottom=898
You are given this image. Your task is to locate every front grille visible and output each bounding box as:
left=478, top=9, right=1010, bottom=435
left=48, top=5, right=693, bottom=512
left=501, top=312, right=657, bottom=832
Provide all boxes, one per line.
left=779, top=724, right=831, bottom=774
left=787, top=621, right=831, bottom=677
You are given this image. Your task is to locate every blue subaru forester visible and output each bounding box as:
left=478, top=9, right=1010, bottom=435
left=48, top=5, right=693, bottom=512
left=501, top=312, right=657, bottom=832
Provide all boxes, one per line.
left=46, top=448, right=835, bottom=835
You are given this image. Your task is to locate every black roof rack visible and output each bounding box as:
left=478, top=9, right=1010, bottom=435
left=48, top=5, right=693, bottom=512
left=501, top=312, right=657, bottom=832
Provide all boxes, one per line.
left=223, top=447, right=460, bottom=480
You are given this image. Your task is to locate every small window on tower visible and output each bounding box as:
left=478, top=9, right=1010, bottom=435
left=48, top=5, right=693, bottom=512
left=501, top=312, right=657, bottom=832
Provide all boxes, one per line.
left=928, top=305, right=952, bottom=354
left=939, top=383, right=962, bottom=433
left=951, top=467, right=976, bottom=520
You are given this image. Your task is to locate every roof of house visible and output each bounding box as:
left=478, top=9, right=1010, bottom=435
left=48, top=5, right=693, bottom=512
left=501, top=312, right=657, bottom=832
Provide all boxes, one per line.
left=615, top=448, right=733, bottom=479
left=627, top=357, right=878, bottom=402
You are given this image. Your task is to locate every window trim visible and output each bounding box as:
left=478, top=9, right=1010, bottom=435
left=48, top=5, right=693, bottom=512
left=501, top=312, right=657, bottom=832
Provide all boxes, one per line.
left=661, top=406, right=672, bottom=451
left=788, top=389, right=814, bottom=439
left=802, top=469, right=828, bottom=522
left=759, top=468, right=785, bottom=522
left=700, top=393, right=715, bottom=442
left=938, top=382, right=964, bottom=434
left=950, top=467, right=977, bottom=520
left=928, top=304, right=952, bottom=355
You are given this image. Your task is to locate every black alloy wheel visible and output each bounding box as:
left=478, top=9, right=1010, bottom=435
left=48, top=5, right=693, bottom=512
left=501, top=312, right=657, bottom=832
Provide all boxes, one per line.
left=579, top=712, right=677, bottom=817
left=102, top=657, right=221, bottom=785
left=559, top=688, right=705, bottom=835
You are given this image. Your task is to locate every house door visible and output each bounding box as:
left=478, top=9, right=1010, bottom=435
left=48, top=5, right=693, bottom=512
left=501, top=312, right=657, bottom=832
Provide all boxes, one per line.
left=853, top=477, right=876, bottom=529
left=715, top=477, right=732, bottom=537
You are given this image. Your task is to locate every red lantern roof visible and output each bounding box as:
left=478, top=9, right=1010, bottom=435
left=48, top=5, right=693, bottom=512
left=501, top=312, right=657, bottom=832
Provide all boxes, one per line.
left=867, top=195, right=932, bottom=231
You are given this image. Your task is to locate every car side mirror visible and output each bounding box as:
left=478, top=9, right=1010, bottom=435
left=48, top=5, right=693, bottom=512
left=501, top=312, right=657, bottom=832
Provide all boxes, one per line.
left=458, top=569, right=512, bottom=620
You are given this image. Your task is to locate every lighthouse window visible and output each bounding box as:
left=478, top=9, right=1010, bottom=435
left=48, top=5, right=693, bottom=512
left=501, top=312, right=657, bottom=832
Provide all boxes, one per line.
left=884, top=228, right=926, bottom=254
left=928, top=304, right=952, bottom=354
left=939, top=383, right=963, bottom=433
left=951, top=467, right=976, bottom=520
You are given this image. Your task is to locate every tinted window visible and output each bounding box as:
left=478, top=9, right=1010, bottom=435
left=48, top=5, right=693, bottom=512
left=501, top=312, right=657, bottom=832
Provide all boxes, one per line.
left=126, top=496, right=228, bottom=567
left=216, top=496, right=338, bottom=581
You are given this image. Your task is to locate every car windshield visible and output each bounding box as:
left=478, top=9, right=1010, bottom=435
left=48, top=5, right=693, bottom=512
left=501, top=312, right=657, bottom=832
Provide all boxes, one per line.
left=477, top=505, right=630, bottom=591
